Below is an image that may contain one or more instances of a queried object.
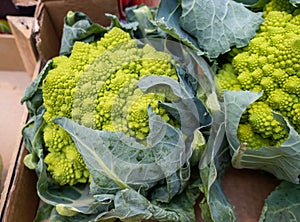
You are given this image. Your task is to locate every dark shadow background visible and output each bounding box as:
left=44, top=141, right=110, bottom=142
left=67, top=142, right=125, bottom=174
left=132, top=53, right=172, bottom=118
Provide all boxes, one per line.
left=0, top=0, right=35, bottom=19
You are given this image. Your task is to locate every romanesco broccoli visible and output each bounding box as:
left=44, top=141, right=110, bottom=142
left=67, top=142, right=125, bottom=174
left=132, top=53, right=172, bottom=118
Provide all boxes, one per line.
left=42, top=27, right=179, bottom=186
left=215, top=0, right=300, bottom=149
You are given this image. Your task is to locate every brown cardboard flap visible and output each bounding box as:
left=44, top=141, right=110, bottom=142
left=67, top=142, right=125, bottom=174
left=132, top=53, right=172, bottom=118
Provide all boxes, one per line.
left=1, top=143, right=39, bottom=222
left=0, top=34, right=25, bottom=71
left=35, top=6, right=61, bottom=62
left=0, top=70, right=36, bottom=221
left=35, top=0, right=120, bottom=61
left=0, top=61, right=41, bottom=222
left=7, top=16, right=38, bottom=76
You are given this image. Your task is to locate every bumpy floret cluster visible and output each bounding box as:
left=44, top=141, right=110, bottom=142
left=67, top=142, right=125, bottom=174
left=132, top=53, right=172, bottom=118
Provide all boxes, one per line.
left=43, top=122, right=90, bottom=186
left=215, top=0, right=300, bottom=149
left=263, top=0, right=297, bottom=15
left=42, top=27, right=178, bottom=185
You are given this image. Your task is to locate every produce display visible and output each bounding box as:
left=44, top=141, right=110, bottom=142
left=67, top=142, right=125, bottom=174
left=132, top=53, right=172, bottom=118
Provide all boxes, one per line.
left=21, top=0, right=300, bottom=221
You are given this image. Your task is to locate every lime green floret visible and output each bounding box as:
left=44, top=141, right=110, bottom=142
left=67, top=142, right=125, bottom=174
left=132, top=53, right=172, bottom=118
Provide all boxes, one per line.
left=247, top=102, right=288, bottom=142
left=43, top=122, right=90, bottom=186
left=41, top=27, right=178, bottom=186
left=216, top=0, right=300, bottom=149
left=237, top=123, right=272, bottom=150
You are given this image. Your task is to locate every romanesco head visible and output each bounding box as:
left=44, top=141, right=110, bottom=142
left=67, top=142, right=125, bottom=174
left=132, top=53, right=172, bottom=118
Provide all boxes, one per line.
left=216, top=1, right=300, bottom=145
left=42, top=27, right=180, bottom=186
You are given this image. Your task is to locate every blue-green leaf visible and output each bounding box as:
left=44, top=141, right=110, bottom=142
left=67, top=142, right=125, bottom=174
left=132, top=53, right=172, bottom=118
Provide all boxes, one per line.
left=21, top=60, right=52, bottom=116
left=199, top=110, right=237, bottom=222
left=37, top=162, right=108, bottom=216
left=179, top=0, right=264, bottom=58
left=154, top=0, right=201, bottom=54
left=54, top=114, right=187, bottom=187
left=260, top=181, right=300, bottom=222
left=60, top=11, right=107, bottom=56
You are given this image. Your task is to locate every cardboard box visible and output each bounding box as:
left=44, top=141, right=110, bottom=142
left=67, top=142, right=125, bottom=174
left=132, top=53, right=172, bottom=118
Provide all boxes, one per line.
left=0, top=2, right=120, bottom=221
left=2, top=1, right=280, bottom=222
left=34, top=0, right=120, bottom=62
left=0, top=16, right=40, bottom=222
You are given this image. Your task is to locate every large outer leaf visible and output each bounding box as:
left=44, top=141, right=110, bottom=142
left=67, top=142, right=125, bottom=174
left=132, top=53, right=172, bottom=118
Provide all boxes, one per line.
left=224, top=90, right=300, bottom=183
left=199, top=111, right=236, bottom=222
left=22, top=107, right=45, bottom=173
left=125, top=5, right=164, bottom=38
left=37, top=162, right=109, bottom=216
left=138, top=75, right=211, bottom=136
left=180, top=0, right=263, bottom=58
left=60, top=11, right=107, bottom=56
left=21, top=60, right=52, bottom=116
left=60, top=12, right=138, bottom=56
left=154, top=0, right=201, bottom=54
left=259, top=181, right=300, bottom=222
left=54, top=113, right=187, bottom=187
left=97, top=177, right=201, bottom=222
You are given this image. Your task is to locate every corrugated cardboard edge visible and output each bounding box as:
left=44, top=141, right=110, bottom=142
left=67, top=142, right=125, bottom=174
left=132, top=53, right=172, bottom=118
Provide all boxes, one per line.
left=0, top=62, right=41, bottom=222
left=34, top=2, right=60, bottom=63
left=7, top=16, right=38, bottom=76
left=34, top=0, right=120, bottom=62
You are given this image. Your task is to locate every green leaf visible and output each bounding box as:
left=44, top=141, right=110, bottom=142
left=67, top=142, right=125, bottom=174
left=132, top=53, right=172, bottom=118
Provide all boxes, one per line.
left=199, top=110, right=237, bottom=222
left=100, top=188, right=181, bottom=221
left=153, top=0, right=201, bottom=54
left=22, top=106, right=45, bottom=175
left=157, top=174, right=202, bottom=222
left=33, top=203, right=54, bottom=222
left=224, top=90, right=300, bottom=183
left=60, top=11, right=107, bottom=56
left=138, top=75, right=212, bottom=136
left=190, top=129, right=206, bottom=166
left=179, top=0, right=264, bottom=58
left=259, top=181, right=300, bottom=222
left=149, top=162, right=191, bottom=203
left=60, top=11, right=139, bottom=56
left=21, top=60, right=52, bottom=116
left=23, top=153, right=37, bottom=170
left=98, top=185, right=200, bottom=222
left=54, top=113, right=187, bottom=188
left=224, top=90, right=262, bottom=151
left=233, top=0, right=261, bottom=4
left=233, top=0, right=269, bottom=8
left=37, top=162, right=108, bottom=216
left=289, top=0, right=300, bottom=6
left=105, top=13, right=138, bottom=32
left=48, top=207, right=105, bottom=222
left=125, top=5, right=164, bottom=38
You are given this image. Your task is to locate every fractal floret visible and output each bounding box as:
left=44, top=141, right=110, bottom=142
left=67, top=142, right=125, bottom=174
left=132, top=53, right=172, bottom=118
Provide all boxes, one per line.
left=215, top=0, right=300, bottom=149
left=42, top=27, right=179, bottom=186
